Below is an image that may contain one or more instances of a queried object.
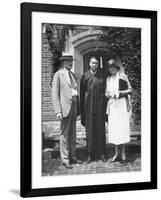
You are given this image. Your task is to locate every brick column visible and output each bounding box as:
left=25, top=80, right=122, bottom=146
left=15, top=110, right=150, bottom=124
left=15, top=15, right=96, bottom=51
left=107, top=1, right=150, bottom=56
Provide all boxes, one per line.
left=42, top=33, right=55, bottom=121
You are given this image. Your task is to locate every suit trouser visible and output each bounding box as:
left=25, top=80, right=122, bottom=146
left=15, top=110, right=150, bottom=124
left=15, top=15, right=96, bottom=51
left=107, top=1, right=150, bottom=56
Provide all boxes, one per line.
left=60, top=96, right=78, bottom=163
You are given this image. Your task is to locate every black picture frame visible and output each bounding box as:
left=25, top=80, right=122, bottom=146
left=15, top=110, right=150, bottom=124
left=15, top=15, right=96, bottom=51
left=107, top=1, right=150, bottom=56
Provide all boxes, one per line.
left=21, top=2, right=157, bottom=197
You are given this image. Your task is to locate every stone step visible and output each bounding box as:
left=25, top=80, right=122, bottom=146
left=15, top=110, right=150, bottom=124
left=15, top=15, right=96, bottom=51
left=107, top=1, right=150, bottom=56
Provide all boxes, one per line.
left=43, top=120, right=141, bottom=141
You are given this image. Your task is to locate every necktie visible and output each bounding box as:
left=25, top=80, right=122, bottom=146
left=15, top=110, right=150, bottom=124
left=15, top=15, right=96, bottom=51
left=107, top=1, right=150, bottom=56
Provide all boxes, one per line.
left=68, top=71, right=77, bottom=90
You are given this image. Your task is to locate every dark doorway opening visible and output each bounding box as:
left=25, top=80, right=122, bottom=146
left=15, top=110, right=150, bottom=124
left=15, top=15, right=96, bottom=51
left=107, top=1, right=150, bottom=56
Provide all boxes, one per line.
left=83, top=50, right=112, bottom=74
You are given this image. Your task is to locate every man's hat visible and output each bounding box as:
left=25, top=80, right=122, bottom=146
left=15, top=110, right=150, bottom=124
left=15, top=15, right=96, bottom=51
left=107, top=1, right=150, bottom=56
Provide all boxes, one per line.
left=59, top=53, right=75, bottom=61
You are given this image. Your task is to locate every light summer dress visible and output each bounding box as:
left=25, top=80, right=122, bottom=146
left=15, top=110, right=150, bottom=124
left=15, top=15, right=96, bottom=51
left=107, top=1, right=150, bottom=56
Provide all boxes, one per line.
left=105, top=72, right=132, bottom=145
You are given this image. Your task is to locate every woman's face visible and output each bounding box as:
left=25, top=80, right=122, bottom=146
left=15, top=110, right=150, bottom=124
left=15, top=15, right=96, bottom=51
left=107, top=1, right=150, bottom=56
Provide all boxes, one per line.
left=108, top=66, right=118, bottom=75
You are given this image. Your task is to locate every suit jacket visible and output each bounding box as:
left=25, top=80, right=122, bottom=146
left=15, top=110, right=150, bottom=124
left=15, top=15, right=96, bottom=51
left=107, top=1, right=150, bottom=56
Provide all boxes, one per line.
left=52, top=68, right=79, bottom=117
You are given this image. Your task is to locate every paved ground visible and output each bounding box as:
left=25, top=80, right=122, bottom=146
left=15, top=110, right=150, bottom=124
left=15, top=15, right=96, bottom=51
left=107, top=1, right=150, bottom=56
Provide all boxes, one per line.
left=42, top=139, right=141, bottom=176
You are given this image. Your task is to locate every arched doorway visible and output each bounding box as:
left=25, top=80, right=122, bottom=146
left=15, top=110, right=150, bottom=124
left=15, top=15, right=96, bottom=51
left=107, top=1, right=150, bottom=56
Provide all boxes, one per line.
left=70, top=29, right=122, bottom=88
left=83, top=50, right=112, bottom=76
left=71, top=30, right=111, bottom=81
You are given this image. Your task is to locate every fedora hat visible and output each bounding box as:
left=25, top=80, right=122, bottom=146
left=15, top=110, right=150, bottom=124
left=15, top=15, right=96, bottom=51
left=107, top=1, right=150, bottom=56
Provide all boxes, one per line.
left=107, top=59, right=120, bottom=70
left=59, top=54, right=75, bottom=61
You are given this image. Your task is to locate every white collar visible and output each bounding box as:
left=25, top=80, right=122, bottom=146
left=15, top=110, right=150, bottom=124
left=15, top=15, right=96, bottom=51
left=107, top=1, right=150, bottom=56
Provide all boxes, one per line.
left=90, top=69, right=97, bottom=74
left=64, top=67, right=70, bottom=73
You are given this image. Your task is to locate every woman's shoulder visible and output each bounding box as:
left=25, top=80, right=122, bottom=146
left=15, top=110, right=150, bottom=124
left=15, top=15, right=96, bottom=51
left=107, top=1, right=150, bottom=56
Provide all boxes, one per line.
left=119, top=72, right=128, bottom=81
left=119, top=72, right=132, bottom=89
left=106, top=76, right=111, bottom=82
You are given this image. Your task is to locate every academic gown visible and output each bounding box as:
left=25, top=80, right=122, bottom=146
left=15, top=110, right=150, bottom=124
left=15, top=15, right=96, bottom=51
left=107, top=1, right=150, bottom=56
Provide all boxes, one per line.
left=80, top=69, right=106, bottom=156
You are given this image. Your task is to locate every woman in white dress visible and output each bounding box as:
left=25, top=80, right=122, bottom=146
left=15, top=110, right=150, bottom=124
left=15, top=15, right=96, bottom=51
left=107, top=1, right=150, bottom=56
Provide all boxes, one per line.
left=105, top=59, right=132, bottom=164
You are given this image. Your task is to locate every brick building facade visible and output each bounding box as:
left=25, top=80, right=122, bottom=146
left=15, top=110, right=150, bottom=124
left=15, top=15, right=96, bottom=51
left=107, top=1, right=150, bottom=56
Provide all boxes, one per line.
left=42, top=23, right=141, bottom=148
left=42, top=24, right=121, bottom=122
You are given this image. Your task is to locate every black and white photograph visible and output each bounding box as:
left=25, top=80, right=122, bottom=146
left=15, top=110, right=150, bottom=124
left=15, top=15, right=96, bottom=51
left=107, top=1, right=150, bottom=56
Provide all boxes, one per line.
left=0, top=0, right=160, bottom=199
left=42, top=23, right=141, bottom=176
left=20, top=2, right=157, bottom=197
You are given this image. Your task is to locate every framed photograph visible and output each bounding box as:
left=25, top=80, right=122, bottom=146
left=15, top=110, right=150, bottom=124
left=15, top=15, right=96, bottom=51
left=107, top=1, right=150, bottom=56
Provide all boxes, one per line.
left=21, top=2, right=157, bottom=197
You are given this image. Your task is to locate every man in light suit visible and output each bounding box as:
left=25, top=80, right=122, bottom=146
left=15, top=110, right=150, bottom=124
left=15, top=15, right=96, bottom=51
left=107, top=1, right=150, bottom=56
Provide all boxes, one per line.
left=52, top=54, right=82, bottom=169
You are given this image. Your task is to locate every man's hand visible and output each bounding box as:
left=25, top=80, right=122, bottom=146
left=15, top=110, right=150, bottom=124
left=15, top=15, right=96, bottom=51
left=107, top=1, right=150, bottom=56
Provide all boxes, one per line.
left=56, top=112, right=63, bottom=120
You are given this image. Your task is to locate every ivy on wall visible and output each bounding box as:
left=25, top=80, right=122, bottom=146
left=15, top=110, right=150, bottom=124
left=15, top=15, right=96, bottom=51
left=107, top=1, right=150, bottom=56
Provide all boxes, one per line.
left=45, top=24, right=71, bottom=84
left=98, top=27, right=141, bottom=125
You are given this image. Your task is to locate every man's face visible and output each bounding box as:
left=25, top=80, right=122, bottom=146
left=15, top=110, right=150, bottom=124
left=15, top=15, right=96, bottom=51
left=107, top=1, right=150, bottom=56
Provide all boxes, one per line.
left=64, top=60, right=73, bottom=70
left=89, top=58, right=99, bottom=72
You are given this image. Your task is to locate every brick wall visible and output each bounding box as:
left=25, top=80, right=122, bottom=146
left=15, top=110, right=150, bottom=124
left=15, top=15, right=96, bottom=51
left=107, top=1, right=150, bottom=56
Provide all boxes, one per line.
left=42, top=24, right=65, bottom=122
left=42, top=33, right=54, bottom=121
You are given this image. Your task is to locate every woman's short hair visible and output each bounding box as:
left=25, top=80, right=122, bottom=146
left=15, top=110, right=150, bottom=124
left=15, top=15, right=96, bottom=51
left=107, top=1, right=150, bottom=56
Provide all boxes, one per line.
left=107, top=59, right=120, bottom=70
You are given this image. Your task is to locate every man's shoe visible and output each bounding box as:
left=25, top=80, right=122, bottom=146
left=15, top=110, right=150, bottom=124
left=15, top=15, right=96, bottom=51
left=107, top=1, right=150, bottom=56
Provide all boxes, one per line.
left=62, top=162, right=73, bottom=169
left=86, top=155, right=92, bottom=164
left=70, top=159, right=83, bottom=164
left=101, top=155, right=107, bottom=162
left=120, top=159, right=128, bottom=165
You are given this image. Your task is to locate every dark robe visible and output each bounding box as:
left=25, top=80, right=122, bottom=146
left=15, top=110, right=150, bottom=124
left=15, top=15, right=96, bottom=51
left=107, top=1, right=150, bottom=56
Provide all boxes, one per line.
left=80, top=69, right=106, bottom=156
